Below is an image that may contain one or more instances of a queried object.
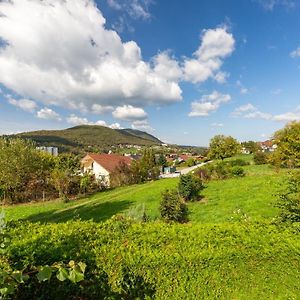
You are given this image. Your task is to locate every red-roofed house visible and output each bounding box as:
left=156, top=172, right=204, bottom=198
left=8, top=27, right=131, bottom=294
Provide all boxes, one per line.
left=81, top=153, right=132, bottom=185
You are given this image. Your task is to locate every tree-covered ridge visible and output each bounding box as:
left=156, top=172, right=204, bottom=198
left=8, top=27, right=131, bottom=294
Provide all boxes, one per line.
left=13, top=125, right=162, bottom=153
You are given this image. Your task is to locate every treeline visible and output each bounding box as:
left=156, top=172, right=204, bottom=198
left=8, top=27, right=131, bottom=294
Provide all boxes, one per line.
left=208, top=121, right=300, bottom=169
left=0, top=139, right=165, bottom=204
left=0, top=138, right=98, bottom=204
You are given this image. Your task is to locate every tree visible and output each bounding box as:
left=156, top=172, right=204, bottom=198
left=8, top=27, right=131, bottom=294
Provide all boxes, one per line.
left=157, top=154, right=167, bottom=168
left=270, top=121, right=300, bottom=168
left=160, top=189, right=188, bottom=223
left=178, top=174, right=204, bottom=201
left=0, top=138, right=54, bottom=203
left=241, top=141, right=261, bottom=154
left=208, top=135, right=240, bottom=161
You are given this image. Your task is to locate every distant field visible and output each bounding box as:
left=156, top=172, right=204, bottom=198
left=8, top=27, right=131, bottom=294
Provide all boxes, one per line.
left=5, top=157, right=288, bottom=224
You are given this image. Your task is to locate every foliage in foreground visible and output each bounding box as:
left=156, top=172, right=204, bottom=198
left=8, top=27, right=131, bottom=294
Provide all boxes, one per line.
left=2, top=218, right=300, bottom=299
left=0, top=212, right=85, bottom=298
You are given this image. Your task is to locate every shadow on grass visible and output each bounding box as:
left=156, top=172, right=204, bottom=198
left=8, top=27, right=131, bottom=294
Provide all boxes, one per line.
left=24, top=200, right=133, bottom=223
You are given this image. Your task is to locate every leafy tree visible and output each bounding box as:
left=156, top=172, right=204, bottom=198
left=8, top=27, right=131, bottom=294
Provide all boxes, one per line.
left=208, top=135, right=240, bottom=161
left=271, top=121, right=300, bottom=168
left=0, top=138, right=54, bottom=203
left=186, top=158, right=196, bottom=167
left=178, top=174, right=204, bottom=201
left=51, top=153, right=81, bottom=201
left=160, top=189, right=188, bottom=223
left=276, top=170, right=300, bottom=223
left=241, top=141, right=261, bottom=154
left=157, top=154, right=167, bottom=167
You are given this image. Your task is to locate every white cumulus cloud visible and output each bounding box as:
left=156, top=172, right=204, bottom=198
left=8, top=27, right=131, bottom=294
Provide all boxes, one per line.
left=112, top=105, right=147, bottom=121
left=184, top=27, right=235, bottom=84
left=0, top=0, right=235, bottom=117
left=7, top=97, right=37, bottom=113
left=37, top=107, right=61, bottom=120
left=131, top=119, right=154, bottom=132
left=189, top=91, right=231, bottom=117
left=0, top=0, right=182, bottom=112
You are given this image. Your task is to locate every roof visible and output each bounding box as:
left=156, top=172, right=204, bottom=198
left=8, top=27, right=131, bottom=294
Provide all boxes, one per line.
left=83, top=153, right=132, bottom=173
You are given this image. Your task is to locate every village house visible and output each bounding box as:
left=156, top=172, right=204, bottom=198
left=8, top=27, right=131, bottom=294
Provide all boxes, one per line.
left=81, top=153, right=132, bottom=186
left=258, top=140, right=277, bottom=152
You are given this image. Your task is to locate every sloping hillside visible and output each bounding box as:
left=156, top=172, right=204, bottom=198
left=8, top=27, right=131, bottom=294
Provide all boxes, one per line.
left=15, top=125, right=162, bottom=152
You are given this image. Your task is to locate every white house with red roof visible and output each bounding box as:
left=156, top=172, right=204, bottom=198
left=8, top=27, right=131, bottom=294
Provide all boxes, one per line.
left=81, top=153, right=132, bottom=185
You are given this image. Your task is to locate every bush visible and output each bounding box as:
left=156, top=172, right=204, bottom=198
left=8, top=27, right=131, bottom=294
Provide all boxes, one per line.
left=178, top=174, right=204, bottom=201
left=254, top=152, right=268, bottom=165
left=276, top=170, right=300, bottom=223
left=160, top=189, right=188, bottom=223
left=231, top=166, right=245, bottom=177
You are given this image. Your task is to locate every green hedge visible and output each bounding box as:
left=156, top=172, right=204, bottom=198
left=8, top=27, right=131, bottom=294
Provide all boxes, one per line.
left=3, top=218, right=300, bottom=299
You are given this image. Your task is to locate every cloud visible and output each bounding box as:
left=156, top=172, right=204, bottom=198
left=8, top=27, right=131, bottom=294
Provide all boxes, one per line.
left=67, top=115, right=90, bottom=126
left=244, top=111, right=273, bottom=120
left=232, top=103, right=256, bottom=116
left=107, top=0, right=153, bottom=20
left=0, top=1, right=235, bottom=116
left=7, top=97, right=37, bottom=113
left=211, top=122, right=224, bottom=127
left=37, top=107, right=61, bottom=120
left=153, top=51, right=183, bottom=81
left=66, top=114, right=123, bottom=129
left=214, top=71, right=229, bottom=84
left=109, top=122, right=122, bottom=129
left=232, top=103, right=300, bottom=122
left=112, top=105, right=147, bottom=121
left=131, top=119, right=154, bottom=132
left=236, top=80, right=249, bottom=95
left=0, top=0, right=182, bottom=112
left=91, top=104, right=114, bottom=114
left=290, top=47, right=300, bottom=58
left=189, top=91, right=231, bottom=117
left=273, top=110, right=300, bottom=121
left=184, top=27, right=235, bottom=84
left=255, top=0, right=295, bottom=11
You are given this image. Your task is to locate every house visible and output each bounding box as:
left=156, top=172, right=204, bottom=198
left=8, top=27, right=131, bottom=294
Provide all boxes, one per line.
left=257, top=140, right=277, bottom=152
left=163, top=166, right=176, bottom=174
left=81, top=153, right=132, bottom=186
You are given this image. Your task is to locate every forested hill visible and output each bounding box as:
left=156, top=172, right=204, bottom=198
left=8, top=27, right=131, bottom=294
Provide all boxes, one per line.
left=14, top=125, right=162, bottom=152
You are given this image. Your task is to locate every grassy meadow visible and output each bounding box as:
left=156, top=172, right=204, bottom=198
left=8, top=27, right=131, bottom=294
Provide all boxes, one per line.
left=4, top=155, right=287, bottom=224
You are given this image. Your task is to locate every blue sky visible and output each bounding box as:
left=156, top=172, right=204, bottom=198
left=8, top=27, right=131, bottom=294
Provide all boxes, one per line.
left=0, top=0, right=300, bottom=146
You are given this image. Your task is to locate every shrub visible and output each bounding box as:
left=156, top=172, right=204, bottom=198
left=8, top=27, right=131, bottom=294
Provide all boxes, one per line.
left=276, top=170, right=300, bottom=223
left=254, top=151, right=268, bottom=165
left=178, top=174, right=204, bottom=201
left=231, top=166, right=245, bottom=177
left=160, top=189, right=188, bottom=223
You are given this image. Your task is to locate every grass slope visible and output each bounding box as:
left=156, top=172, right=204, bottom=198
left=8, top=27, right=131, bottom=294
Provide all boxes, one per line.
left=5, top=164, right=286, bottom=224
left=16, top=125, right=161, bottom=152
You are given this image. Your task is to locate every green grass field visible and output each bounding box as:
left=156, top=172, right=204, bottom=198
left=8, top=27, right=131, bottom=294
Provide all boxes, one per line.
left=4, top=158, right=287, bottom=224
